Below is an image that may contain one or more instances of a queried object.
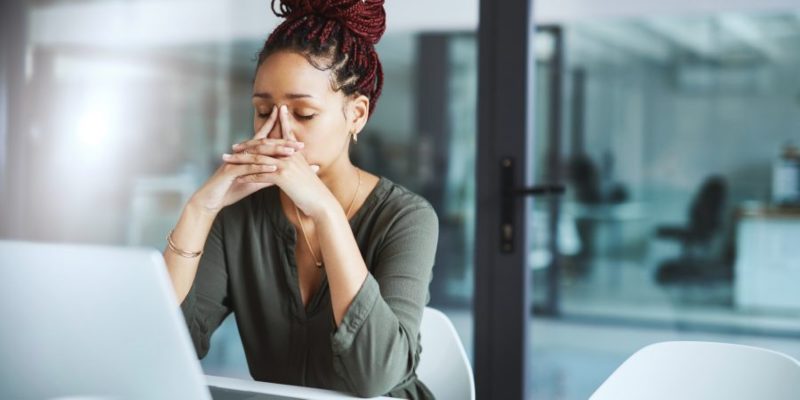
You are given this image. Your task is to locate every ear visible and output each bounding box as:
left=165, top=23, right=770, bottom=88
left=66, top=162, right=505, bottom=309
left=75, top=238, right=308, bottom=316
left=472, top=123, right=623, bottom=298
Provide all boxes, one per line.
left=348, top=94, right=370, bottom=135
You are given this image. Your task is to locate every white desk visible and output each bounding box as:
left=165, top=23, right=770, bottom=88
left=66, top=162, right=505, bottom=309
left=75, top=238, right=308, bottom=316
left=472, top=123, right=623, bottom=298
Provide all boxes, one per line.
left=735, top=208, right=800, bottom=311
left=205, top=375, right=393, bottom=400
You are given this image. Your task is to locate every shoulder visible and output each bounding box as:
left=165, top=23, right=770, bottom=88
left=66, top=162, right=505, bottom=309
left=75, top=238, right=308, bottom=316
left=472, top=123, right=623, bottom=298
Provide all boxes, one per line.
left=372, top=178, right=438, bottom=232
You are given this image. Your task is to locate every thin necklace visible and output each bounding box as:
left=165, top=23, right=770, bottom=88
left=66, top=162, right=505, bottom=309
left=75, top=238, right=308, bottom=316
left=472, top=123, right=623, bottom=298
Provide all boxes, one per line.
left=294, top=167, right=361, bottom=269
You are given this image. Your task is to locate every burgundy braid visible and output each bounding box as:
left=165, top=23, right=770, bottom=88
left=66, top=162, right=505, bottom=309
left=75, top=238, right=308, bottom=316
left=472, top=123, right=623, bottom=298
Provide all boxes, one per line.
left=258, top=0, right=386, bottom=117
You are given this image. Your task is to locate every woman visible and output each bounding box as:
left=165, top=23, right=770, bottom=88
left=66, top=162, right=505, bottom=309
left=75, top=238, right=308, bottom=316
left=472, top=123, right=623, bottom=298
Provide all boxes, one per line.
left=163, top=0, right=438, bottom=398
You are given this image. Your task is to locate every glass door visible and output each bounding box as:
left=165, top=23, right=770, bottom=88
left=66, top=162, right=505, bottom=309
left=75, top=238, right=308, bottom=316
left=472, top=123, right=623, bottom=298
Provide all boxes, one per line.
left=528, top=10, right=800, bottom=400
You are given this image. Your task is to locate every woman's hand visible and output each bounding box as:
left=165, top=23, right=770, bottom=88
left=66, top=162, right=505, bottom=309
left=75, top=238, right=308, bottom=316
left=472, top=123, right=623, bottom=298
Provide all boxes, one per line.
left=227, top=105, right=338, bottom=219
left=188, top=106, right=305, bottom=214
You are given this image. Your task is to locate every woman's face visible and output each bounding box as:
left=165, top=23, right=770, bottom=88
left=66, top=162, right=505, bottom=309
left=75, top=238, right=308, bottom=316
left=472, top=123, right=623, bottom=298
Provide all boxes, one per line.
left=252, top=51, right=368, bottom=170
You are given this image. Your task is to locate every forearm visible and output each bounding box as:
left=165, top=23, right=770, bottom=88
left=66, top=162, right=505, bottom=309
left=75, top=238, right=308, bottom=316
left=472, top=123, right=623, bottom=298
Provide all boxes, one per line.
left=163, top=201, right=218, bottom=304
left=314, top=203, right=369, bottom=326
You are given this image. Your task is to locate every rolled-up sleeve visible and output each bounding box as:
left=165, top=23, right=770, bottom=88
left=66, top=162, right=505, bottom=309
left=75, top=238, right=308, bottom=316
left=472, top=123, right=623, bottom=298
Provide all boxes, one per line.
left=179, top=210, right=232, bottom=359
left=330, top=205, right=439, bottom=397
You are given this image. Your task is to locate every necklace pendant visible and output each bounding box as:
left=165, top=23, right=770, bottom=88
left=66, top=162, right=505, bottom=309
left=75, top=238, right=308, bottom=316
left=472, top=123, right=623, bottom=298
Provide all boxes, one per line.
left=315, top=262, right=323, bottom=269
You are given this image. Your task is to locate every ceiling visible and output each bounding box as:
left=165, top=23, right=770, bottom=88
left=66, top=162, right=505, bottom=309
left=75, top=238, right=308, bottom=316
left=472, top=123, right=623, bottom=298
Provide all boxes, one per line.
left=22, top=0, right=800, bottom=72
left=566, top=13, right=800, bottom=66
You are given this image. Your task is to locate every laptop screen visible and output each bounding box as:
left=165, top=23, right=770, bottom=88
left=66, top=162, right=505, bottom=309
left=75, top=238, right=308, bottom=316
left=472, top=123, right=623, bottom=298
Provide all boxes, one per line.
left=209, top=385, right=307, bottom=400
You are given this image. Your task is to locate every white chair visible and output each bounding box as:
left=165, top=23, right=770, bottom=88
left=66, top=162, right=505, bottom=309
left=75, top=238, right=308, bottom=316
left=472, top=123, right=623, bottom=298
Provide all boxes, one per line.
left=417, top=307, right=475, bottom=400
left=590, top=341, right=800, bottom=400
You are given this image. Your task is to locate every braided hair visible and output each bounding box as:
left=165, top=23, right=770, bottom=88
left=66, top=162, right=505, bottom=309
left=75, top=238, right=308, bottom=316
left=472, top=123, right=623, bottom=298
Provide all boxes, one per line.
left=258, top=0, right=386, bottom=117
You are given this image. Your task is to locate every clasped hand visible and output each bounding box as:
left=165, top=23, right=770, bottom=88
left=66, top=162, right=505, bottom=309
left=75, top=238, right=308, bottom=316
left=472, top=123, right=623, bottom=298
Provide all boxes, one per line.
left=189, top=105, right=335, bottom=219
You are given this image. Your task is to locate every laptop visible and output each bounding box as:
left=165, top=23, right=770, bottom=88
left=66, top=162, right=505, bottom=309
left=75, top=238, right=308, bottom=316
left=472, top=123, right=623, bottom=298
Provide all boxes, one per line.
left=0, top=240, right=299, bottom=400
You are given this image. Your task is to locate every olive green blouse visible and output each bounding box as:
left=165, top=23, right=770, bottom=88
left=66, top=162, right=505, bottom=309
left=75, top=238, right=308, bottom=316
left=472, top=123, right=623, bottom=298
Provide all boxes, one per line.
left=179, top=177, right=438, bottom=399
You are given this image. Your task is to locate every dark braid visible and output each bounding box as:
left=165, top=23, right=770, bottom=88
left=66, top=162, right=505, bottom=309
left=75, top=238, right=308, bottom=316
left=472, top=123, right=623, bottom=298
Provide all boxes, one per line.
left=258, top=0, right=386, bottom=117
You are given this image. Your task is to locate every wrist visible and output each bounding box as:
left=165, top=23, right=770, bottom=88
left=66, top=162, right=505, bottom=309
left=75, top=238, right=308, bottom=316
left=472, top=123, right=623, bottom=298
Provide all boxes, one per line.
left=185, top=198, right=220, bottom=221
left=309, top=195, right=345, bottom=225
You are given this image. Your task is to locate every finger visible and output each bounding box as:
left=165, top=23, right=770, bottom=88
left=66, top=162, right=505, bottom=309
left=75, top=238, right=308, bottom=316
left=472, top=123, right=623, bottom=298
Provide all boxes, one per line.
left=236, top=171, right=279, bottom=184
left=254, top=105, right=278, bottom=139
left=225, top=163, right=278, bottom=179
left=222, top=152, right=281, bottom=165
left=240, top=143, right=298, bottom=157
left=232, top=138, right=303, bottom=153
left=279, top=105, right=298, bottom=142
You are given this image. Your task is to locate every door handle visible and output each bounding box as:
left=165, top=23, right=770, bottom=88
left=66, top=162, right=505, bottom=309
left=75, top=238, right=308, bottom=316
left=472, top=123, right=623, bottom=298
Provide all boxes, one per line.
left=500, top=157, right=565, bottom=253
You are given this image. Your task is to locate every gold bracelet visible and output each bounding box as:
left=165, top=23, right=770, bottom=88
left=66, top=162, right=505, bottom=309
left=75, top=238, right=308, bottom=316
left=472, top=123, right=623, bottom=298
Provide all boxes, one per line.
left=166, top=229, right=202, bottom=258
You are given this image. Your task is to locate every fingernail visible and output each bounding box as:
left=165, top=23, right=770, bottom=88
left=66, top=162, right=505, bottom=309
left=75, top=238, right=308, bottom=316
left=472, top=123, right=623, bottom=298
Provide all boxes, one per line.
left=222, top=153, right=232, bottom=160
left=295, top=142, right=305, bottom=148
left=311, top=165, right=320, bottom=173
left=281, top=105, right=288, bottom=114
left=282, top=147, right=295, bottom=154
left=267, top=165, right=277, bottom=171
left=232, top=143, right=241, bottom=150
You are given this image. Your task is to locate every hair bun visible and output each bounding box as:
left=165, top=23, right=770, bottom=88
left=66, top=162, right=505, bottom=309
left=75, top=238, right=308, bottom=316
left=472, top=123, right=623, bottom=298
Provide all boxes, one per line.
left=271, top=0, right=386, bottom=45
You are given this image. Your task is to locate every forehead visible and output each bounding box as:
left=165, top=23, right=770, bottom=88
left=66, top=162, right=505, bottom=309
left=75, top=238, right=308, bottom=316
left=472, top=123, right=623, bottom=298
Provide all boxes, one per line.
left=253, top=51, right=336, bottom=98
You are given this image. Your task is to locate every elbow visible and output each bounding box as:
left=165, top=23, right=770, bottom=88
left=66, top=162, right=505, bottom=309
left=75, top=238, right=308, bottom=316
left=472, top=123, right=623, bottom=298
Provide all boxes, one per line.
left=350, top=380, right=394, bottom=399
left=346, top=360, right=407, bottom=398
left=346, top=356, right=410, bottom=398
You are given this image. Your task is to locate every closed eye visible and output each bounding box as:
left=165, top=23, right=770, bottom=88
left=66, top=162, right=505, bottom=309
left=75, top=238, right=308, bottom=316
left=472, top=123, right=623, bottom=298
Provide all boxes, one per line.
left=296, top=113, right=317, bottom=121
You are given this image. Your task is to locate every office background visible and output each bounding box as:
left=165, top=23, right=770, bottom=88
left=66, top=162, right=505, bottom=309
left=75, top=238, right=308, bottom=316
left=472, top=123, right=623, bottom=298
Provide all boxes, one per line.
left=2, top=0, right=800, bottom=399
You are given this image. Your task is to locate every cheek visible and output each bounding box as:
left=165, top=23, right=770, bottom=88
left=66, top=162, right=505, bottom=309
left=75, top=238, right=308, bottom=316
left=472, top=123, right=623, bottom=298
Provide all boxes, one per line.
left=295, top=121, right=348, bottom=159
left=296, top=115, right=346, bottom=142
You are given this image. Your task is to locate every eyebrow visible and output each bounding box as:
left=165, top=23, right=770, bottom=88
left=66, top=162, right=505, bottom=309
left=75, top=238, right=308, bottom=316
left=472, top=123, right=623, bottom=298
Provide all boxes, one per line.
left=252, top=92, right=316, bottom=100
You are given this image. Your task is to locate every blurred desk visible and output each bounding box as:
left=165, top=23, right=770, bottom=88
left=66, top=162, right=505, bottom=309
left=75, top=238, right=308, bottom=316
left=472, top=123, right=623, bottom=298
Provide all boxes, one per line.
left=735, top=206, right=800, bottom=311
left=205, top=375, right=392, bottom=400
left=561, top=202, right=648, bottom=287
left=565, top=202, right=646, bottom=222
left=563, top=202, right=647, bottom=257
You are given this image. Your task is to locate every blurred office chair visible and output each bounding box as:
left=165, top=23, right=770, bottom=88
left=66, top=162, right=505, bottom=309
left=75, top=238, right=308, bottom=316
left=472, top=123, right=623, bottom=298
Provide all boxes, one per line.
left=590, top=341, right=800, bottom=400
left=417, top=307, right=475, bottom=400
left=655, top=175, right=729, bottom=283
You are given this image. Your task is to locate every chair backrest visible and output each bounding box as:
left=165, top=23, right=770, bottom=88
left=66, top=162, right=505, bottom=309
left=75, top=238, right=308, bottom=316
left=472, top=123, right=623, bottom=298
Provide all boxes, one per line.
left=417, top=307, right=475, bottom=400
left=590, top=341, right=800, bottom=400
left=688, top=175, right=727, bottom=241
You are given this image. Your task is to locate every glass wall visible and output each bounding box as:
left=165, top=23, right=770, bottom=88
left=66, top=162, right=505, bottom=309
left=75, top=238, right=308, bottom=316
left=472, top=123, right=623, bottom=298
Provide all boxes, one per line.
left=552, top=11, right=800, bottom=329
left=528, top=10, right=800, bottom=399
left=3, top=1, right=478, bottom=379
left=10, top=2, right=800, bottom=398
